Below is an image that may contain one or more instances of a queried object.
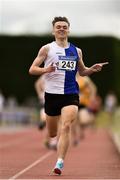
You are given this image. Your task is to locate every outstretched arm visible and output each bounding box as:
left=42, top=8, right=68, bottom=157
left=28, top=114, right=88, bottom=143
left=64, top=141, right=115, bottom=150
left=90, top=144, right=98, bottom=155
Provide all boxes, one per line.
left=77, top=48, right=109, bottom=76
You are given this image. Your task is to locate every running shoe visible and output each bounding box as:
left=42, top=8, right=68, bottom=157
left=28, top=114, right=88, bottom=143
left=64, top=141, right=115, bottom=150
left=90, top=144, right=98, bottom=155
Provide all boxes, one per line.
left=53, top=161, right=64, bottom=175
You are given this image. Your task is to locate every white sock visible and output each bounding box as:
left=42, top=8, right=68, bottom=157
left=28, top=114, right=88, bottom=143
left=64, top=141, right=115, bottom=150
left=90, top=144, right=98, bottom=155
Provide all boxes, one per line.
left=57, top=158, right=64, bottom=163
left=50, top=137, right=57, bottom=146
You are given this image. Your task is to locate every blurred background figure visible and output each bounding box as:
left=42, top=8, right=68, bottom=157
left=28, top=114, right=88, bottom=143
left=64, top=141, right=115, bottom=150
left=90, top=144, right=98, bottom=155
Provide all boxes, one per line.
left=34, top=75, right=57, bottom=150
left=104, top=90, right=118, bottom=116
left=71, top=74, right=102, bottom=145
left=0, top=90, right=5, bottom=111
left=34, top=75, right=46, bottom=130
left=0, top=90, right=5, bottom=120
left=7, top=96, right=18, bottom=109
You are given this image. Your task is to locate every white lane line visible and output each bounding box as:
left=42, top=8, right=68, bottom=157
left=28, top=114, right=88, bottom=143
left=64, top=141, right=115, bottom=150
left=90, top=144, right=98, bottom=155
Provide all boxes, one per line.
left=9, top=151, right=53, bottom=180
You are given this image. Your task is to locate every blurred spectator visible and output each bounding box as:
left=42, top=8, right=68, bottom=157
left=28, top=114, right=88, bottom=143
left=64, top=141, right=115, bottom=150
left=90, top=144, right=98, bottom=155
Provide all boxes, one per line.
left=7, top=96, right=18, bottom=109
left=104, top=90, right=118, bottom=116
left=0, top=90, right=5, bottom=119
left=0, top=90, right=5, bottom=110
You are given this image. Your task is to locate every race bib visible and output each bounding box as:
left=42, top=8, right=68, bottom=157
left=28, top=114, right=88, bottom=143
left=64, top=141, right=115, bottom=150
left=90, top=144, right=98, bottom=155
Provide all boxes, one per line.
left=58, top=56, right=77, bottom=71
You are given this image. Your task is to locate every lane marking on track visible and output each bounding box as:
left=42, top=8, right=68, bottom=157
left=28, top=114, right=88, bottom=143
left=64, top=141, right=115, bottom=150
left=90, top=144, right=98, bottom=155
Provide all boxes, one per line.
left=8, top=151, right=53, bottom=180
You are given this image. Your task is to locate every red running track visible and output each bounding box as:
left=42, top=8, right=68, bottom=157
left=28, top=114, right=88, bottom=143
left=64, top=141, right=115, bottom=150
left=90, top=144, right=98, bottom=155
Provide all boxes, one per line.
left=0, top=126, right=120, bottom=180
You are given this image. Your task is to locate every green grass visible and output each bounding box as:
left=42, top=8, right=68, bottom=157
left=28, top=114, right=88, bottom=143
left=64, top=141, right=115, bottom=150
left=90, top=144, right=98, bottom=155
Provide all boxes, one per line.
left=95, top=108, right=120, bottom=144
left=111, top=107, right=120, bottom=133
left=95, top=110, right=113, bottom=128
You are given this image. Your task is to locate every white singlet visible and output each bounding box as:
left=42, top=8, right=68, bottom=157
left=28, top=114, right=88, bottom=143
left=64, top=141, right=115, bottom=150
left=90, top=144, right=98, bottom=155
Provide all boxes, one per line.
left=44, top=41, right=80, bottom=94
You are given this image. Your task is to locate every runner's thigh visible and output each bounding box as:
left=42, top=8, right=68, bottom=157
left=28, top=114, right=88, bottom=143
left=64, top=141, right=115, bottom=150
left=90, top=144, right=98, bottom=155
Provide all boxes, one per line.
left=61, top=105, right=78, bottom=124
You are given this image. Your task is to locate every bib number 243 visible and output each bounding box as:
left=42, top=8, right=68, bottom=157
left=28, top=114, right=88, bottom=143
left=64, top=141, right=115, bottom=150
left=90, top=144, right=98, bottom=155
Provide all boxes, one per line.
left=58, top=60, right=76, bottom=71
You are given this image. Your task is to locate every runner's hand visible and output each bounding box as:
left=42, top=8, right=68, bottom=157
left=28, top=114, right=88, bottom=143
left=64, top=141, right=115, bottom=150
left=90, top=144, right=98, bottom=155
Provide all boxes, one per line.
left=44, top=63, right=56, bottom=73
left=91, top=62, right=109, bottom=72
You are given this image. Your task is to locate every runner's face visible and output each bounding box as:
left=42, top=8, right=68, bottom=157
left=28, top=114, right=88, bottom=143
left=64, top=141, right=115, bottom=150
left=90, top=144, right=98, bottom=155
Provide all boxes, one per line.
left=52, top=21, right=69, bottom=39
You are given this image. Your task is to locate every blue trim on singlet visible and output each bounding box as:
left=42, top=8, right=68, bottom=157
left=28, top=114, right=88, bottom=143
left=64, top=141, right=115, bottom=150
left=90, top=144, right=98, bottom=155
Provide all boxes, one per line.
left=64, top=43, right=79, bottom=94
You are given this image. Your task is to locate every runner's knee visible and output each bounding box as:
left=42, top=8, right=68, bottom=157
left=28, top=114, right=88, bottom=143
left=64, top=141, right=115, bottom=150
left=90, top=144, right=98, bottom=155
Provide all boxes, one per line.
left=61, top=121, right=71, bottom=134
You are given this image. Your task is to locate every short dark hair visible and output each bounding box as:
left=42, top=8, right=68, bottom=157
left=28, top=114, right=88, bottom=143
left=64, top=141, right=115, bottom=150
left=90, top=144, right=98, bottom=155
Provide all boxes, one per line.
left=52, top=16, right=70, bottom=27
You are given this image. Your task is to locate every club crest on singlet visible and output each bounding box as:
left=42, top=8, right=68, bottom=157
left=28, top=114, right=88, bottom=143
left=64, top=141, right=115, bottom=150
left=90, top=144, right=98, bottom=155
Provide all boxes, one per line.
left=57, top=56, right=77, bottom=71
